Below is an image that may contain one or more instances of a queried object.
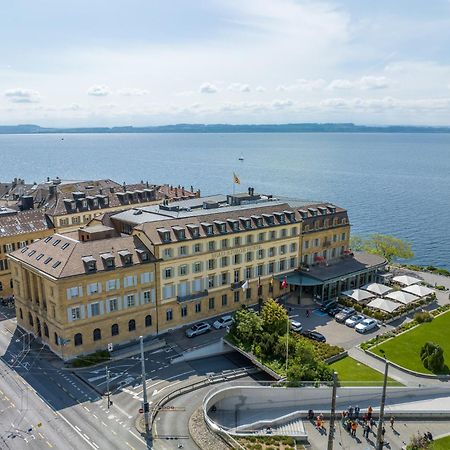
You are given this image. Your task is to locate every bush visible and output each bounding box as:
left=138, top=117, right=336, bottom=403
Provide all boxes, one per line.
left=414, top=311, right=433, bottom=323
left=406, top=433, right=431, bottom=449
left=420, top=341, right=445, bottom=372
left=71, top=350, right=110, bottom=367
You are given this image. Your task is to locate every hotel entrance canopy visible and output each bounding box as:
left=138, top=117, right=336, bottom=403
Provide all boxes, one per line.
left=275, top=272, right=323, bottom=286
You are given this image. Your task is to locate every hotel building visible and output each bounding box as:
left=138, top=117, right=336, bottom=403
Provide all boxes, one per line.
left=9, top=190, right=386, bottom=359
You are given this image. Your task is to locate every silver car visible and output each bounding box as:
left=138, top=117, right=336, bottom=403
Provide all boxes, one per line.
left=185, top=322, right=211, bottom=337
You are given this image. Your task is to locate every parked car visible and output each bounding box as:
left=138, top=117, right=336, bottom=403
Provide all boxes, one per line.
left=320, top=300, right=337, bottom=312
left=185, top=322, right=211, bottom=337
left=335, top=307, right=355, bottom=323
left=290, top=320, right=303, bottom=332
left=302, top=330, right=326, bottom=342
left=327, top=305, right=342, bottom=317
left=355, top=318, right=378, bottom=334
left=345, top=314, right=365, bottom=328
left=212, top=315, right=234, bottom=330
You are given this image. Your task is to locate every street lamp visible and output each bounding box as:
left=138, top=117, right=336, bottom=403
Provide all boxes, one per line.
left=376, top=350, right=389, bottom=450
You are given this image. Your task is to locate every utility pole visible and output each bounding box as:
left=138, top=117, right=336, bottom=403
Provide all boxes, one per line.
left=327, top=372, right=338, bottom=450
left=140, top=336, right=150, bottom=441
left=376, top=359, right=389, bottom=450
left=105, top=366, right=111, bottom=409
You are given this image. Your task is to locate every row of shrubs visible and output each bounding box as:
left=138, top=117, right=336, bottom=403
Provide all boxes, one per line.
left=236, top=435, right=296, bottom=450
left=71, top=350, right=110, bottom=367
left=338, top=294, right=435, bottom=322
left=400, top=263, right=450, bottom=278
left=360, top=304, right=450, bottom=351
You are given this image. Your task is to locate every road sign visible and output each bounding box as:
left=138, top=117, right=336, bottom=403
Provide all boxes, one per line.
left=107, top=343, right=113, bottom=352
left=143, top=402, right=150, bottom=413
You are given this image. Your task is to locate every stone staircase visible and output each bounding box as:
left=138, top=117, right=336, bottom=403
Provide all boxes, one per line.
left=271, top=417, right=305, bottom=436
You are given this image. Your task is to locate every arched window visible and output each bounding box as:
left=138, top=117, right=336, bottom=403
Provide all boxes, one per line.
left=111, top=323, right=119, bottom=336
left=128, top=319, right=136, bottom=332
left=44, top=323, right=49, bottom=338
left=28, top=312, right=34, bottom=327
left=74, top=333, right=83, bottom=346
left=19, top=308, right=23, bottom=320
left=54, top=332, right=59, bottom=345
left=93, top=328, right=102, bottom=341
left=145, top=315, right=152, bottom=327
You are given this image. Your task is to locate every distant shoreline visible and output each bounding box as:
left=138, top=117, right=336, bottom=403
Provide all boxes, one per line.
left=1, top=123, right=450, bottom=135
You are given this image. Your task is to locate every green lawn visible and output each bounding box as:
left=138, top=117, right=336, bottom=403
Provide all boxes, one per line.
left=432, top=435, right=450, bottom=449
left=329, top=356, right=402, bottom=386
left=372, top=311, right=450, bottom=375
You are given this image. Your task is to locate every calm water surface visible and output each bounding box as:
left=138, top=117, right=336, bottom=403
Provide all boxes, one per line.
left=0, top=132, right=449, bottom=269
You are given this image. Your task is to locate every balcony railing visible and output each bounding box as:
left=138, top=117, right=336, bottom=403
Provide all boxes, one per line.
left=177, top=290, right=209, bottom=303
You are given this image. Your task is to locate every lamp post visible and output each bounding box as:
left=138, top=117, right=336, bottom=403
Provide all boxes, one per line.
left=376, top=350, right=389, bottom=450
left=327, top=372, right=338, bottom=450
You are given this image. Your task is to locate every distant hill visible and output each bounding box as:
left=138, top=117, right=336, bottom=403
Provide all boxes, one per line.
left=1, top=123, right=450, bottom=134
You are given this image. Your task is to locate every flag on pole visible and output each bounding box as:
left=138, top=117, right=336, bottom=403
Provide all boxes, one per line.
left=281, top=276, right=288, bottom=289
left=257, top=276, right=262, bottom=296
left=241, top=280, right=249, bottom=291
left=233, top=172, right=241, bottom=184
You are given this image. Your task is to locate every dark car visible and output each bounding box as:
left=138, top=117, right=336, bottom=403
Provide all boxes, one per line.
left=302, top=330, right=326, bottom=342
left=320, top=300, right=337, bottom=313
left=327, top=305, right=342, bottom=317
left=335, top=307, right=355, bottom=323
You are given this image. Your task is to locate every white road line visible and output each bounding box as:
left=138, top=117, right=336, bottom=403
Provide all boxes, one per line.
left=92, top=443, right=99, bottom=449
left=92, top=414, right=98, bottom=419
left=101, top=421, right=108, bottom=427
left=83, top=433, right=90, bottom=440
left=128, top=429, right=146, bottom=445
left=113, top=403, right=133, bottom=419
left=84, top=406, right=90, bottom=412
left=74, top=426, right=81, bottom=432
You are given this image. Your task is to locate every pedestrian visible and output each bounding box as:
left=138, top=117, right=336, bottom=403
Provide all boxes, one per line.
left=351, top=421, right=358, bottom=437
left=367, top=405, right=373, bottom=420
left=348, top=406, right=354, bottom=419
left=355, top=405, right=360, bottom=419
left=381, top=426, right=386, bottom=445
left=427, top=431, right=433, bottom=441
left=370, top=418, right=376, bottom=430
left=390, top=416, right=395, bottom=429
left=306, top=308, right=310, bottom=318
left=346, top=419, right=351, bottom=433
left=363, top=422, right=370, bottom=439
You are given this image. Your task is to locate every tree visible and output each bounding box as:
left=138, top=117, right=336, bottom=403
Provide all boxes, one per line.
left=260, top=298, right=288, bottom=335
left=231, top=307, right=263, bottom=346
left=351, top=233, right=414, bottom=263
left=420, top=341, right=445, bottom=373
left=406, top=433, right=431, bottom=449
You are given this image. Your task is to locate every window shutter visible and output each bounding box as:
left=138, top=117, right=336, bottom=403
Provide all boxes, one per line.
left=151, top=289, right=155, bottom=302
left=97, top=283, right=102, bottom=294
left=117, top=296, right=122, bottom=310
left=80, top=305, right=86, bottom=319
left=116, top=279, right=120, bottom=289
left=124, top=277, right=128, bottom=288
left=134, top=275, right=138, bottom=286
left=67, top=308, right=72, bottom=322
left=140, top=291, right=145, bottom=305
left=78, top=286, right=83, bottom=297
left=105, top=282, right=110, bottom=292
left=106, top=299, right=110, bottom=313
left=66, top=288, right=72, bottom=300
left=87, top=304, right=92, bottom=318
left=99, top=301, right=104, bottom=315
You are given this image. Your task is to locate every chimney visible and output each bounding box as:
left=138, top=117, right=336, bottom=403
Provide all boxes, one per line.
left=248, top=187, right=251, bottom=195
left=181, top=186, right=185, bottom=195
left=190, top=185, right=193, bottom=192
left=146, top=181, right=149, bottom=188
left=123, top=182, right=126, bottom=192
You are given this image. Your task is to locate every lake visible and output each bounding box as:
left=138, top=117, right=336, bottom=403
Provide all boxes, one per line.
left=0, top=132, right=449, bottom=269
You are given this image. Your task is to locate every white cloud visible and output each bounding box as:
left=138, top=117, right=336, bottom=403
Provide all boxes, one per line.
left=359, top=76, right=389, bottom=90
left=199, top=83, right=218, bottom=94
left=117, top=88, right=150, bottom=96
left=278, top=78, right=326, bottom=92
left=255, top=86, right=266, bottom=92
left=327, top=79, right=354, bottom=90
left=4, top=88, right=41, bottom=103
left=87, top=85, right=110, bottom=96
left=228, top=83, right=251, bottom=92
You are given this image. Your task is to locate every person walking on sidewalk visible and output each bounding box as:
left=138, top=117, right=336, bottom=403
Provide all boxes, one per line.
left=390, top=416, right=395, bottom=429
left=351, top=421, right=358, bottom=437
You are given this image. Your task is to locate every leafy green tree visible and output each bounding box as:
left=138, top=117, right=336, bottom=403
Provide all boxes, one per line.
left=235, top=308, right=263, bottom=346
left=420, top=341, right=444, bottom=373
left=260, top=298, right=288, bottom=335
left=351, top=233, right=414, bottom=263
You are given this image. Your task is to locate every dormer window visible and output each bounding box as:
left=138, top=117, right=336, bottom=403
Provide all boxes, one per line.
left=118, top=250, right=133, bottom=266
left=82, top=256, right=97, bottom=273
left=251, top=215, right=263, bottom=227
left=284, top=210, right=296, bottom=222
left=318, top=207, right=327, bottom=215
left=298, top=209, right=308, bottom=219
left=82, top=200, right=87, bottom=208
left=308, top=208, right=318, bottom=217
left=262, top=214, right=275, bottom=225
left=274, top=212, right=285, bottom=223
left=201, top=222, right=214, bottom=236
left=214, top=221, right=227, bottom=234
left=186, top=224, right=200, bottom=238
left=71, top=201, right=76, bottom=210
left=227, top=219, right=239, bottom=232
left=101, top=253, right=115, bottom=269
left=172, top=226, right=186, bottom=240
left=158, top=228, right=171, bottom=242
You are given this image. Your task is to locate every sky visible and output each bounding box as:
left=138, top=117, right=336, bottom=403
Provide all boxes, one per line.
left=1, top=0, right=450, bottom=126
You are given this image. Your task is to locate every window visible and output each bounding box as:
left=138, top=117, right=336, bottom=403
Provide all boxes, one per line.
left=245, top=252, right=253, bottom=262
left=106, top=279, right=117, bottom=291
left=141, top=272, right=153, bottom=284
left=280, top=245, right=286, bottom=255
left=164, top=268, right=173, bottom=279
left=166, top=309, right=173, bottom=321
left=221, top=273, right=228, bottom=285
left=124, top=275, right=135, bottom=287
left=193, top=262, right=202, bottom=273
left=68, top=287, right=79, bottom=298
left=314, top=238, right=320, bottom=247
left=221, top=239, right=228, bottom=249
left=234, top=291, right=240, bottom=303
left=281, top=228, right=287, bottom=238
left=163, top=248, right=172, bottom=258
left=143, top=290, right=153, bottom=304
left=93, top=328, right=101, bottom=341
left=290, top=257, right=296, bottom=268
left=44, top=323, right=49, bottom=338
left=145, top=315, right=152, bottom=327
left=208, top=275, right=215, bottom=288
left=209, top=298, right=215, bottom=310
left=268, top=247, right=275, bottom=257
left=179, top=265, right=188, bottom=276
left=290, top=243, right=297, bottom=252
left=233, top=254, right=241, bottom=264
left=234, top=269, right=240, bottom=283
left=208, top=259, right=215, bottom=270
left=181, top=305, right=188, bottom=317
left=195, top=302, right=201, bottom=313
left=291, top=227, right=298, bottom=236
left=88, top=283, right=99, bottom=295
left=179, top=246, right=188, bottom=256
left=128, top=319, right=136, bottom=331
left=71, top=307, right=81, bottom=321
left=333, top=234, right=337, bottom=243
left=279, top=260, right=286, bottom=271
left=4, top=243, right=13, bottom=253
left=341, top=232, right=346, bottom=241
left=246, top=288, right=252, bottom=300
left=111, top=324, right=119, bottom=336
left=208, top=241, right=216, bottom=251
left=163, top=285, right=175, bottom=299
left=257, top=264, right=263, bottom=276
left=221, top=294, right=228, bottom=306
left=193, top=243, right=202, bottom=253
left=245, top=267, right=252, bottom=279
left=19, top=308, right=23, bottom=320
left=246, top=235, right=253, bottom=244
left=74, top=333, right=83, bottom=346
left=258, top=232, right=265, bottom=242
left=127, top=294, right=135, bottom=308
left=304, top=240, right=309, bottom=249
left=109, top=298, right=118, bottom=312
left=192, top=278, right=202, bottom=292
left=269, top=230, right=276, bottom=240
left=221, top=256, right=229, bottom=267
left=90, top=303, right=100, bottom=317
left=268, top=262, right=274, bottom=274
left=257, top=249, right=265, bottom=259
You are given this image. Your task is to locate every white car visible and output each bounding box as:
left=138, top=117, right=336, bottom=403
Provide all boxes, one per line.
left=290, top=320, right=303, bottom=332
left=345, top=314, right=365, bottom=328
left=212, top=315, right=234, bottom=330
left=185, top=322, right=211, bottom=337
left=355, top=318, right=378, bottom=334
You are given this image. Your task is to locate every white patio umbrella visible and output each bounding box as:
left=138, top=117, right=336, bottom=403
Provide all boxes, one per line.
left=342, top=289, right=375, bottom=302
left=368, top=298, right=402, bottom=313
left=386, top=290, right=419, bottom=305
left=402, top=284, right=434, bottom=298
left=361, top=282, right=393, bottom=296
left=392, top=275, right=422, bottom=286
